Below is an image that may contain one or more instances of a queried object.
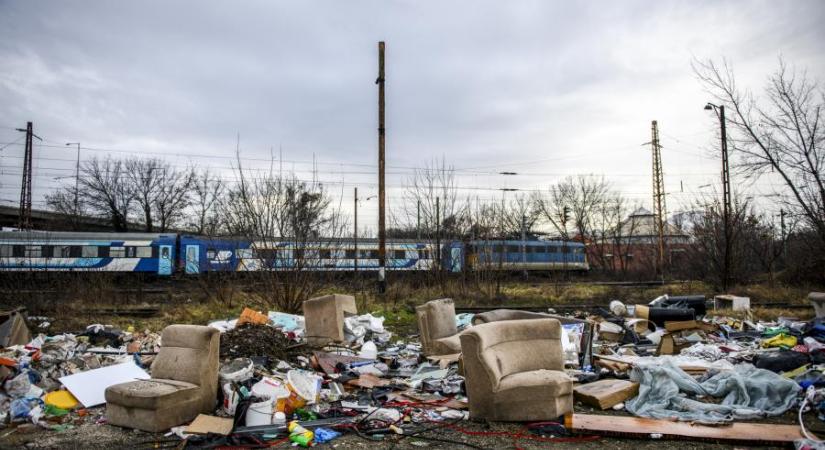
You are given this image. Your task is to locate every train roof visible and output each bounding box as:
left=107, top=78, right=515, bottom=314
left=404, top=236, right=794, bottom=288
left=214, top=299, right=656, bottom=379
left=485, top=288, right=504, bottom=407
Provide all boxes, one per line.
left=0, top=230, right=177, bottom=240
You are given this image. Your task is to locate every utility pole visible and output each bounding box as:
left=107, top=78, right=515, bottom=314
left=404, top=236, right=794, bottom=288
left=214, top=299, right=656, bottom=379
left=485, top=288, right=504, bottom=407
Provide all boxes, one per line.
left=377, top=41, right=387, bottom=294
left=435, top=197, right=440, bottom=272
left=650, top=120, right=667, bottom=277
left=521, top=214, right=528, bottom=281
left=16, top=122, right=40, bottom=230
left=354, top=187, right=358, bottom=275
left=705, top=103, right=731, bottom=291
left=720, top=105, right=731, bottom=292
left=779, top=208, right=787, bottom=260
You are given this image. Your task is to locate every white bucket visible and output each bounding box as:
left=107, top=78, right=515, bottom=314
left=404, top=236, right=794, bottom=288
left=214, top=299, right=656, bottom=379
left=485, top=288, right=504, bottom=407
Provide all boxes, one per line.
left=222, top=383, right=239, bottom=415
left=245, top=395, right=275, bottom=426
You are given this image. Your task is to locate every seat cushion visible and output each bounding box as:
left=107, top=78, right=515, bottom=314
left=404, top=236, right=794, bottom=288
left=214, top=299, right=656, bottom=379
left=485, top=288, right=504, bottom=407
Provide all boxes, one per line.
left=432, top=334, right=462, bottom=355
left=495, top=369, right=573, bottom=402
left=106, top=379, right=199, bottom=410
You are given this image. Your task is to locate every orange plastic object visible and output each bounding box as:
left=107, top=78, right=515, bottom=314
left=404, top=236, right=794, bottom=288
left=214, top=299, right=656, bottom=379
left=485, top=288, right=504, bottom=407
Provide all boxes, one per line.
left=237, top=308, right=269, bottom=326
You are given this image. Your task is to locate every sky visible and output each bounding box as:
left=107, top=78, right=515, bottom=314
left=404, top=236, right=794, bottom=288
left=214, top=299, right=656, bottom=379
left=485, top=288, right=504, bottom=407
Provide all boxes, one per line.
left=0, top=0, right=823, bottom=233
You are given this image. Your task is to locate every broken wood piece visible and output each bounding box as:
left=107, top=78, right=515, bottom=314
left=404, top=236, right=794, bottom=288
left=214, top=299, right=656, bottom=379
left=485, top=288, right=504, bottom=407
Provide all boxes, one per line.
left=346, top=373, right=390, bottom=389
left=573, top=379, right=639, bottom=410
left=185, top=414, right=234, bottom=436
left=665, top=320, right=698, bottom=332
left=564, top=413, right=802, bottom=443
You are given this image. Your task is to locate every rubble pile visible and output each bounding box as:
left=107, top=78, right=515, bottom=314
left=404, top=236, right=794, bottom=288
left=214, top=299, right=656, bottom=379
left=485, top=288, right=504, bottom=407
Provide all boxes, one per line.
left=2, top=291, right=825, bottom=448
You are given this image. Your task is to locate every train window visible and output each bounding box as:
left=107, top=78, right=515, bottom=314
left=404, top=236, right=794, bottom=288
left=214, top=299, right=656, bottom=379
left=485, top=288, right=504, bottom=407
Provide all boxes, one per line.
left=25, top=246, right=41, bottom=258
left=393, top=250, right=405, bottom=259
left=70, top=246, right=81, bottom=257
left=574, top=248, right=584, bottom=254
left=293, top=249, right=304, bottom=260
left=548, top=246, right=559, bottom=253
left=235, top=249, right=253, bottom=259
left=492, top=245, right=503, bottom=253
left=206, top=249, right=217, bottom=259
left=0, top=246, right=11, bottom=257
left=110, top=247, right=126, bottom=258
left=523, top=246, right=532, bottom=253
left=358, top=249, right=371, bottom=259
left=534, top=246, right=546, bottom=253
left=82, top=246, right=97, bottom=257
left=98, top=246, right=110, bottom=258
left=125, top=247, right=136, bottom=258
left=370, top=250, right=379, bottom=259
left=41, top=246, right=53, bottom=258
left=319, top=249, right=331, bottom=259
left=12, top=245, right=24, bottom=257
left=506, top=245, right=519, bottom=253
left=137, top=247, right=152, bottom=258
left=345, top=249, right=356, bottom=259
left=561, top=246, right=570, bottom=253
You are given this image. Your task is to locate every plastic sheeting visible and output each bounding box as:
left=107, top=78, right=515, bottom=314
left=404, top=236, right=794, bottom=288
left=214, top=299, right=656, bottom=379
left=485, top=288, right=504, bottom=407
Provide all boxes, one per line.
left=626, top=356, right=800, bottom=424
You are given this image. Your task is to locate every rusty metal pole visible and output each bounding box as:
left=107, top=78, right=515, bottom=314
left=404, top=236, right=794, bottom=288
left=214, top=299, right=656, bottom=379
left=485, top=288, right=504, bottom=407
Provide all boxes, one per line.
left=354, top=187, right=358, bottom=275
left=377, top=41, right=387, bottom=294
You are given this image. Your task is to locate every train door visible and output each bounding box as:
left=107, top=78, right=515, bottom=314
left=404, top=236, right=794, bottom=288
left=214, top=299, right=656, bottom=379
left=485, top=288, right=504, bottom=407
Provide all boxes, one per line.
left=185, top=245, right=200, bottom=274
left=158, top=245, right=173, bottom=275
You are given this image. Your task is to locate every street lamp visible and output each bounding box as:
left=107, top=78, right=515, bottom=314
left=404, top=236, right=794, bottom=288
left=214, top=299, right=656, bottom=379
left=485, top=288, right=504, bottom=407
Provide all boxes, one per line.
left=65, top=142, right=81, bottom=217
left=704, top=102, right=731, bottom=291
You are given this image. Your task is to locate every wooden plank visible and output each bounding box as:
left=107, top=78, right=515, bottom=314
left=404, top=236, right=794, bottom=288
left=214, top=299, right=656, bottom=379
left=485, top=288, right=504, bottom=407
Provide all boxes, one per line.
left=565, top=413, right=803, bottom=443
left=574, top=380, right=639, bottom=409
left=665, top=320, right=698, bottom=332
left=185, top=414, right=234, bottom=435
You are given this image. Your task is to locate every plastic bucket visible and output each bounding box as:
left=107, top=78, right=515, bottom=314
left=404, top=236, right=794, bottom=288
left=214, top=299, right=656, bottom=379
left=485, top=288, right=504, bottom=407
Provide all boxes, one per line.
left=245, top=395, right=275, bottom=426
left=219, top=358, right=254, bottom=384
left=251, top=377, right=290, bottom=413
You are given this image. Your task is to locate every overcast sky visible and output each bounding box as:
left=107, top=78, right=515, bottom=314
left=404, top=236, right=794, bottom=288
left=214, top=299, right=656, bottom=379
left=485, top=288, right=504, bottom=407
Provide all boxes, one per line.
left=1, top=0, right=823, bottom=232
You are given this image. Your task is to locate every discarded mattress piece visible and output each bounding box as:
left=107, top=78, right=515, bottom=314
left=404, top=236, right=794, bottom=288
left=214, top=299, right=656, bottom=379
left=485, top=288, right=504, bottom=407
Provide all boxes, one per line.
left=626, top=356, right=800, bottom=424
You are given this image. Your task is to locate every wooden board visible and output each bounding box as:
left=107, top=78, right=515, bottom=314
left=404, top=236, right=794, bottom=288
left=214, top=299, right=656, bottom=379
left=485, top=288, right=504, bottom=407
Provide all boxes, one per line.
left=185, top=414, right=234, bottom=435
left=574, top=380, right=639, bottom=409
left=665, top=320, right=698, bottom=332
left=565, top=413, right=803, bottom=443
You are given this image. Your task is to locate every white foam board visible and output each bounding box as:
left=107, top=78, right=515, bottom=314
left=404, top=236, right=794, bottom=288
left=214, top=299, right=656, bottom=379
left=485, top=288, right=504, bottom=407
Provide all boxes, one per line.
left=58, top=360, right=150, bottom=407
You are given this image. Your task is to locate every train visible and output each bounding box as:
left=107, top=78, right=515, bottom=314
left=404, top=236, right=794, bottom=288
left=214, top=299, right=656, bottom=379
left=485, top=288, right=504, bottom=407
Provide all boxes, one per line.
left=0, top=230, right=588, bottom=275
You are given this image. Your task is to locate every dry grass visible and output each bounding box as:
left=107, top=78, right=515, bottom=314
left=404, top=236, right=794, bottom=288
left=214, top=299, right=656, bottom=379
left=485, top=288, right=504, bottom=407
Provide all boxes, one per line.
left=21, top=277, right=819, bottom=335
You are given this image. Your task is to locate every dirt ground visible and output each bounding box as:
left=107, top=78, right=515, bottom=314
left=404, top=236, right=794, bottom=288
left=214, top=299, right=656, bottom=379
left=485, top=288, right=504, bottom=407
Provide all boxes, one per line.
left=0, top=404, right=815, bottom=449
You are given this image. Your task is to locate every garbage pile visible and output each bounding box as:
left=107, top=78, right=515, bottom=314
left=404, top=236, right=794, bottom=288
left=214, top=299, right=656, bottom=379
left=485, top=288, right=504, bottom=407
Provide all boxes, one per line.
left=0, top=320, right=160, bottom=430
left=3, top=291, right=825, bottom=447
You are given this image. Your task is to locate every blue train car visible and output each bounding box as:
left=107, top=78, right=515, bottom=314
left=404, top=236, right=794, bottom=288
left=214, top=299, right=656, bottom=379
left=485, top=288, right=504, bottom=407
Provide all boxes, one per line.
left=179, top=235, right=250, bottom=274
left=178, top=236, right=436, bottom=273
left=0, top=231, right=177, bottom=275
left=464, top=239, right=588, bottom=271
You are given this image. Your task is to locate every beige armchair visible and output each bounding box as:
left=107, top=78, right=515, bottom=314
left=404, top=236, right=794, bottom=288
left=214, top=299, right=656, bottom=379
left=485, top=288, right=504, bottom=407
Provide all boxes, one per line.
left=459, top=318, right=573, bottom=421
left=416, top=298, right=464, bottom=356
left=105, top=325, right=220, bottom=432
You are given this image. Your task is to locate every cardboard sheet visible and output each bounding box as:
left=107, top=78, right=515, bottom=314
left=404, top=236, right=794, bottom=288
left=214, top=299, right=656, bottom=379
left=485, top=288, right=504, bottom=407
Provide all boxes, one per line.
left=59, top=360, right=150, bottom=407
left=186, top=414, right=234, bottom=435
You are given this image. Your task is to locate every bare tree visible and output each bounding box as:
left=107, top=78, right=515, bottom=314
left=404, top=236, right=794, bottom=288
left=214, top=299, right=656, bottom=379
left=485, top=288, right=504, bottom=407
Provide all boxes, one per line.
left=125, top=158, right=162, bottom=232
left=191, top=169, right=223, bottom=235
left=693, top=58, right=825, bottom=250
left=534, top=175, right=611, bottom=241
left=153, top=166, right=195, bottom=232
left=221, top=156, right=346, bottom=313
left=76, top=156, right=134, bottom=231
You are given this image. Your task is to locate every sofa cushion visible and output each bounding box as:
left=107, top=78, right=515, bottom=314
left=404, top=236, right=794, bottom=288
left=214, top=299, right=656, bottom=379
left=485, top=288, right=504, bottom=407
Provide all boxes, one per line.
left=106, top=379, right=199, bottom=410
left=426, top=299, right=457, bottom=340
left=432, top=334, right=462, bottom=355
left=496, top=369, right=573, bottom=401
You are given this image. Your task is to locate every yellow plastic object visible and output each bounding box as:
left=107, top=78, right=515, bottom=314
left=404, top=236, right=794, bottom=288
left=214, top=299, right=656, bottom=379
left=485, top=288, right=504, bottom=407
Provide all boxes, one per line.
left=761, top=333, right=797, bottom=349
left=44, top=390, right=79, bottom=410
